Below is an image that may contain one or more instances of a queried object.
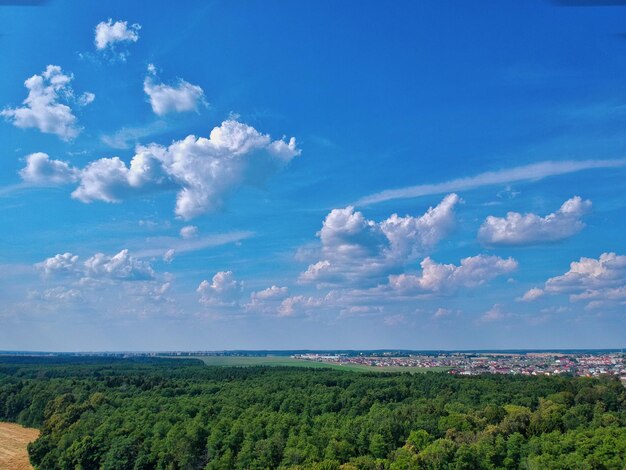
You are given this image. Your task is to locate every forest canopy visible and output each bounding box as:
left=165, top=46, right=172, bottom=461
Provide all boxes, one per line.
left=0, top=356, right=625, bottom=469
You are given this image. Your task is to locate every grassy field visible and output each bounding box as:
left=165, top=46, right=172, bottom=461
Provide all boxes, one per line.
left=0, top=422, right=39, bottom=470
left=180, top=355, right=450, bottom=373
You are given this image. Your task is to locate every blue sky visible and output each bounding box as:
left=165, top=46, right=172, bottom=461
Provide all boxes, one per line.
left=1, top=0, right=626, bottom=351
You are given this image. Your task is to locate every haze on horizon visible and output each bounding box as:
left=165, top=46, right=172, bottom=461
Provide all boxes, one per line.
left=1, top=0, right=625, bottom=351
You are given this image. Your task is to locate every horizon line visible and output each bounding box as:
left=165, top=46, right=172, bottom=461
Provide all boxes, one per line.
left=1, top=347, right=624, bottom=354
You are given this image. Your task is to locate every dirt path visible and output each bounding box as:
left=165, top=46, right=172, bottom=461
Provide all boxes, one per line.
left=0, top=422, right=39, bottom=470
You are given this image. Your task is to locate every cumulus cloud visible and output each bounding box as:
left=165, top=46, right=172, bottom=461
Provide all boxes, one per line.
left=299, top=194, right=460, bottom=287
left=197, top=271, right=243, bottom=306
left=525, top=253, right=626, bottom=310
left=36, top=252, right=80, bottom=277
left=388, top=254, right=517, bottom=294
left=83, top=250, right=154, bottom=281
left=252, top=285, right=289, bottom=301
left=479, top=304, right=508, bottom=322
left=19, top=121, right=299, bottom=219
left=1, top=65, right=92, bottom=140
left=144, top=65, right=206, bottom=115
left=278, top=295, right=324, bottom=317
left=196, top=277, right=324, bottom=317
left=95, top=18, right=140, bottom=51
left=30, top=250, right=175, bottom=317
left=29, top=286, right=83, bottom=303
left=517, top=287, right=544, bottom=302
left=180, top=225, right=198, bottom=239
left=479, top=196, right=592, bottom=245
left=545, top=252, right=626, bottom=292
left=36, top=249, right=154, bottom=282
left=245, top=285, right=289, bottom=314
left=71, top=153, right=173, bottom=203
left=19, top=152, right=79, bottom=185
left=434, top=307, right=457, bottom=319
left=64, top=119, right=300, bottom=219
left=299, top=260, right=332, bottom=283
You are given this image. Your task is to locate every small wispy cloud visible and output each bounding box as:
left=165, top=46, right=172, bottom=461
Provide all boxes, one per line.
left=0, top=183, right=27, bottom=197
left=100, top=120, right=167, bottom=149
left=131, top=230, right=254, bottom=259
left=356, top=159, right=626, bottom=206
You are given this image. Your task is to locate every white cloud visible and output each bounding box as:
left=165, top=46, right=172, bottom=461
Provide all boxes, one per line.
left=434, top=307, right=453, bottom=319
left=144, top=66, right=206, bottom=115
left=21, top=120, right=298, bottom=217
left=545, top=253, right=626, bottom=293
left=28, top=250, right=176, bottom=317
left=32, top=250, right=162, bottom=313
left=94, top=19, right=140, bottom=50
left=72, top=154, right=172, bottom=203
left=1, top=65, right=92, bottom=140
left=357, top=159, right=626, bottom=205
left=479, top=304, right=508, bottom=322
left=517, top=287, right=544, bottom=302
left=479, top=196, right=592, bottom=245
left=381, top=194, right=460, bottom=261
left=299, top=260, right=332, bottom=283
left=29, top=286, right=83, bottom=303
left=129, top=231, right=253, bottom=259
left=540, top=306, right=569, bottom=314
left=36, top=252, right=79, bottom=277
left=252, top=285, right=289, bottom=301
left=150, top=282, right=172, bottom=302
left=570, top=286, right=626, bottom=303
left=340, top=305, right=384, bottom=317
left=84, top=249, right=154, bottom=281
left=36, top=249, right=154, bottom=282
left=69, top=119, right=300, bottom=219
left=383, top=314, right=406, bottom=326
left=278, top=295, right=324, bottom=317
left=100, top=121, right=167, bottom=150
left=280, top=290, right=386, bottom=318
left=388, top=254, right=517, bottom=294
left=245, top=285, right=289, bottom=314
left=197, top=271, right=243, bottom=306
left=78, top=92, right=95, bottom=106
left=163, top=249, right=175, bottom=263
left=299, top=194, right=460, bottom=287
left=525, top=253, right=626, bottom=310
left=180, top=225, right=198, bottom=239
left=19, top=152, right=79, bottom=185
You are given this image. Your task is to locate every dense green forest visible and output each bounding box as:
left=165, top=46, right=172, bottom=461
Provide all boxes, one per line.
left=0, top=356, right=625, bottom=469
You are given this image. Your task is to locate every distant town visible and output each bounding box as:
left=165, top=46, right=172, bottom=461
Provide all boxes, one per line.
left=294, top=351, right=626, bottom=382
left=2, top=349, right=625, bottom=385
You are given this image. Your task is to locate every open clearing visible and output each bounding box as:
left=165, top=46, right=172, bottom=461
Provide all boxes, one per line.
left=182, top=355, right=450, bottom=373
left=0, top=422, right=39, bottom=470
